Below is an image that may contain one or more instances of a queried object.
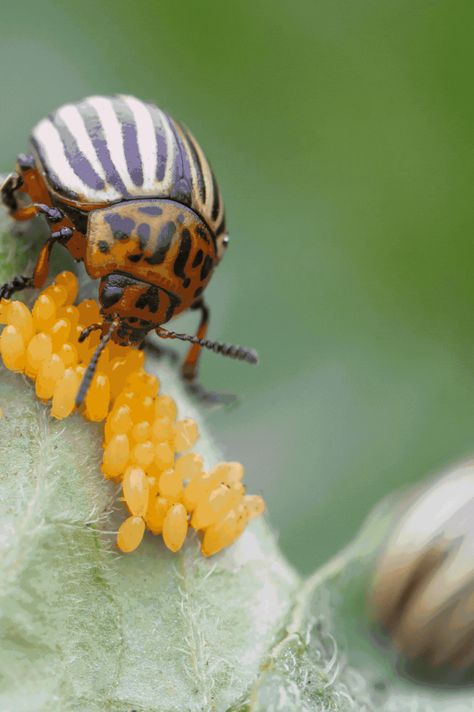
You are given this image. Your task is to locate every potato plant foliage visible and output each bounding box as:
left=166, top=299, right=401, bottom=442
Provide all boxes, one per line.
left=0, top=208, right=471, bottom=711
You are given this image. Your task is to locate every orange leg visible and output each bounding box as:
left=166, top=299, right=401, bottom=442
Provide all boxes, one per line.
left=181, top=299, right=210, bottom=381
left=0, top=227, right=72, bottom=299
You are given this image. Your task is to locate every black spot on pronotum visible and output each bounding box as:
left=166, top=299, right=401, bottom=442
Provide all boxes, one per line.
left=200, top=255, right=213, bottom=281
left=164, top=290, right=181, bottom=322
left=194, top=286, right=203, bottom=299
left=183, top=278, right=191, bottom=288
left=195, top=226, right=209, bottom=244
left=137, top=223, right=150, bottom=250
left=145, top=221, right=176, bottom=265
left=138, top=205, right=163, bottom=216
left=105, top=213, right=135, bottom=241
left=192, top=249, right=203, bottom=268
left=135, top=285, right=160, bottom=313
left=127, top=253, right=142, bottom=262
left=98, top=240, right=110, bottom=254
left=173, top=228, right=192, bottom=283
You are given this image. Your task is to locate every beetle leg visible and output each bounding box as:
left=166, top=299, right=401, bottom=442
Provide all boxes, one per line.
left=34, top=203, right=65, bottom=224
left=157, top=300, right=238, bottom=406
left=32, top=227, right=73, bottom=288
left=181, top=298, right=210, bottom=382
left=0, top=226, right=73, bottom=300
left=0, top=273, right=33, bottom=300
left=1, top=172, right=23, bottom=214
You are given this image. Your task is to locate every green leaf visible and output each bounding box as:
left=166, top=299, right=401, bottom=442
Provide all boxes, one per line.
left=0, top=206, right=471, bottom=711
left=0, top=209, right=298, bottom=711
left=244, top=499, right=474, bottom=711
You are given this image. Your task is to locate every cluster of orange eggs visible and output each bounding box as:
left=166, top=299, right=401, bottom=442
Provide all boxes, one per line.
left=0, top=271, right=265, bottom=556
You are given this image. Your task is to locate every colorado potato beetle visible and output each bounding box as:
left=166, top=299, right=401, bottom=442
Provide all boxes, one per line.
left=0, top=95, right=258, bottom=403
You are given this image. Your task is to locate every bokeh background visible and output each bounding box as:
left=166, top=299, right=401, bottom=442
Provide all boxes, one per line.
left=1, top=0, right=473, bottom=573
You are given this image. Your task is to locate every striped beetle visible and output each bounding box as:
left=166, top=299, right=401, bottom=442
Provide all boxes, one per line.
left=0, top=95, right=258, bottom=403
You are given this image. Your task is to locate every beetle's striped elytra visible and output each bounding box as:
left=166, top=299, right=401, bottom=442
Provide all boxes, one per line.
left=0, top=95, right=258, bottom=403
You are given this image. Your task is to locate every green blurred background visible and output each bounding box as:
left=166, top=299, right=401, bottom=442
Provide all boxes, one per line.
left=1, top=0, right=473, bottom=573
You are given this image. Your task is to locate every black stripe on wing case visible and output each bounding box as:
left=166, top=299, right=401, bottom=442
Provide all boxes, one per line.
left=166, top=116, right=193, bottom=206
left=80, top=101, right=130, bottom=197
left=52, top=114, right=106, bottom=191
left=180, top=124, right=206, bottom=204
left=112, top=98, right=143, bottom=187
left=147, top=103, right=169, bottom=183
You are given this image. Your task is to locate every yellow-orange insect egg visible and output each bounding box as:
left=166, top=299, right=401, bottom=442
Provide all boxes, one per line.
left=84, top=372, right=110, bottom=421
left=151, top=416, right=173, bottom=443
left=8, top=301, right=34, bottom=342
left=117, top=515, right=145, bottom=553
left=54, top=271, right=79, bottom=303
left=132, top=420, right=151, bottom=442
left=243, top=495, right=266, bottom=520
left=113, top=389, right=136, bottom=412
left=32, top=293, right=56, bottom=331
left=192, top=483, right=242, bottom=530
left=154, top=394, right=177, bottom=421
left=182, top=471, right=220, bottom=512
left=126, top=370, right=159, bottom=398
left=132, top=440, right=155, bottom=468
left=102, top=433, right=130, bottom=478
left=58, top=305, right=79, bottom=330
left=145, top=495, right=169, bottom=535
left=122, top=466, right=149, bottom=517
left=108, top=357, right=129, bottom=398
left=96, top=348, right=110, bottom=373
left=124, top=348, right=145, bottom=374
left=143, top=373, right=159, bottom=397
left=154, top=441, right=174, bottom=471
left=49, top=318, right=71, bottom=351
left=45, top=283, right=68, bottom=307
left=147, top=474, right=160, bottom=495
left=0, top=298, right=11, bottom=324
left=137, top=395, right=154, bottom=421
left=75, top=363, right=85, bottom=380
left=110, top=404, right=133, bottom=434
left=107, top=341, right=129, bottom=361
left=25, top=332, right=52, bottom=378
left=57, top=342, right=78, bottom=368
left=36, top=353, right=65, bottom=400
left=145, top=461, right=163, bottom=478
left=51, top=367, right=79, bottom=419
left=77, top=299, right=101, bottom=326
left=201, top=509, right=241, bottom=557
left=174, top=418, right=199, bottom=453
left=162, top=503, right=188, bottom=553
left=175, top=453, right=205, bottom=482
left=212, top=461, right=245, bottom=485
left=125, top=369, right=146, bottom=394
left=159, top=468, right=183, bottom=501
left=0, top=324, right=26, bottom=372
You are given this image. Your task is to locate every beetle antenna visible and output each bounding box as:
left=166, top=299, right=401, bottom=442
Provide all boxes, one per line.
left=156, top=326, right=259, bottom=366
left=76, top=319, right=120, bottom=407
